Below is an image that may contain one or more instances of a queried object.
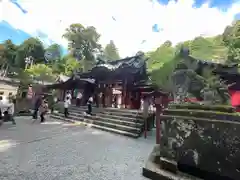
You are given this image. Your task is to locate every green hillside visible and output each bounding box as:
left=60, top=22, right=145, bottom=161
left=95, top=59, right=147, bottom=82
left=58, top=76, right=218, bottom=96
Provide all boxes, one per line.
left=147, top=20, right=240, bottom=91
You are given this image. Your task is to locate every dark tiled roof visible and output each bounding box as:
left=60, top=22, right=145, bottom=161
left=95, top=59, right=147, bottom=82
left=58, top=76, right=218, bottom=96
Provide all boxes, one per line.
left=77, top=53, right=148, bottom=82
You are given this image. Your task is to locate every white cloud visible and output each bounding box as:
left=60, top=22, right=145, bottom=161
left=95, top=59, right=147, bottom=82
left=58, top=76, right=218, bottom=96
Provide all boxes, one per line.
left=1, top=0, right=240, bottom=57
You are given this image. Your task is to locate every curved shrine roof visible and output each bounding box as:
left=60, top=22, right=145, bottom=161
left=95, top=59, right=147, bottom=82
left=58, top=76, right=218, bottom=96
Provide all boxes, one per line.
left=78, top=53, right=148, bottom=82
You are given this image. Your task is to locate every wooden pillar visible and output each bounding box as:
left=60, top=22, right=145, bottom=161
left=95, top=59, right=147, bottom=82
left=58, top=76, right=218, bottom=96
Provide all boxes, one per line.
left=107, top=84, right=111, bottom=107
left=155, top=96, right=163, bottom=144
left=156, top=105, right=161, bottom=144
left=109, top=84, right=113, bottom=107
left=104, top=84, right=107, bottom=107
left=104, top=84, right=111, bottom=107
left=121, top=80, right=127, bottom=108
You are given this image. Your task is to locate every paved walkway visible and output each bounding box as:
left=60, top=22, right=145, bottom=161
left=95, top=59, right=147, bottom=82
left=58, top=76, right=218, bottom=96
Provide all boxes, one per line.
left=0, top=116, right=154, bottom=180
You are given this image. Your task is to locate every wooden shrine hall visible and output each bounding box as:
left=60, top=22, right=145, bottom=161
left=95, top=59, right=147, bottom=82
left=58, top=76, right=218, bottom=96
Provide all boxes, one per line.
left=46, top=52, right=158, bottom=109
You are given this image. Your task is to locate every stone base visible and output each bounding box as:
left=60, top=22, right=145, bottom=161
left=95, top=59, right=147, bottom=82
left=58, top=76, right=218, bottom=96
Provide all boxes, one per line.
left=142, top=145, right=202, bottom=180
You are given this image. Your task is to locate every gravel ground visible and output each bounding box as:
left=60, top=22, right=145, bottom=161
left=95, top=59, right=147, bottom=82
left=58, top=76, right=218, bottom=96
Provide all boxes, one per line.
left=0, top=116, right=154, bottom=180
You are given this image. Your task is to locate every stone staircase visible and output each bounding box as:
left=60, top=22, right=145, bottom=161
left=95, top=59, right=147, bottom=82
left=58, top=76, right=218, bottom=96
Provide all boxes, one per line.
left=50, top=105, right=145, bottom=138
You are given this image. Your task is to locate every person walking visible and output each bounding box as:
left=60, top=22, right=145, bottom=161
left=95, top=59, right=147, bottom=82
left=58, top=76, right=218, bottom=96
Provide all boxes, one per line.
left=65, top=91, right=72, bottom=101
left=5, top=98, right=16, bottom=125
left=142, top=95, right=150, bottom=132
left=76, top=91, right=82, bottom=107
left=39, top=99, right=48, bottom=123
left=32, top=95, right=43, bottom=120
left=64, top=96, right=71, bottom=118
left=86, top=96, right=93, bottom=115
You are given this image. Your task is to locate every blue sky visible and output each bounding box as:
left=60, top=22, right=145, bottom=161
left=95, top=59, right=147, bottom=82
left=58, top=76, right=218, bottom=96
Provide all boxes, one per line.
left=157, top=0, right=237, bottom=8
left=1, top=0, right=240, bottom=56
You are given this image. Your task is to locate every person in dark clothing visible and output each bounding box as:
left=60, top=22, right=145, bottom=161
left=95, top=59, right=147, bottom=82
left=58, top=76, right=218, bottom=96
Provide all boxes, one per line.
left=39, top=99, right=48, bottom=123
left=86, top=96, right=93, bottom=115
left=0, top=96, right=2, bottom=120
left=32, top=95, right=43, bottom=119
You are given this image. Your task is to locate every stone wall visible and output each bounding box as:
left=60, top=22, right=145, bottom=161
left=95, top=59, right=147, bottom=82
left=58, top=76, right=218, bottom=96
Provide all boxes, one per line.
left=160, top=104, right=240, bottom=179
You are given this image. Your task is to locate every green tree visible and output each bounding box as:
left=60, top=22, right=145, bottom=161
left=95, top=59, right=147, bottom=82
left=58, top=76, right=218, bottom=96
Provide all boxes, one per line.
left=147, top=36, right=228, bottom=90
left=0, top=40, right=18, bottom=76
left=64, top=56, right=82, bottom=76
left=103, top=40, right=120, bottom=61
left=223, top=20, right=240, bottom=63
left=190, top=36, right=227, bottom=61
left=63, top=23, right=101, bottom=71
left=45, top=43, right=62, bottom=63
left=147, top=40, right=175, bottom=72
left=25, top=63, right=55, bottom=83
left=15, top=37, right=45, bottom=68
left=51, top=54, right=82, bottom=76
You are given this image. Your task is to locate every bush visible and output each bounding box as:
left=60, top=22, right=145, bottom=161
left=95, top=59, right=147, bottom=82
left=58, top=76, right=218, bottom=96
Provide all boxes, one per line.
left=169, top=103, right=235, bottom=113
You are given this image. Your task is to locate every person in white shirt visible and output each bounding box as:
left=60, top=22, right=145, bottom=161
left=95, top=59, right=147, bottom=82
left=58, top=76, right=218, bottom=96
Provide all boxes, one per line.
left=65, top=91, right=72, bottom=102
left=76, top=91, right=82, bottom=107
left=64, top=96, right=71, bottom=117
left=0, top=97, right=16, bottom=125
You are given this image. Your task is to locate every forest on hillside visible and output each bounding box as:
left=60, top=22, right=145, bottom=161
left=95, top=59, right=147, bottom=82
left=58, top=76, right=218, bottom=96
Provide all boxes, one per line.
left=147, top=20, right=240, bottom=90
left=0, top=20, right=239, bottom=88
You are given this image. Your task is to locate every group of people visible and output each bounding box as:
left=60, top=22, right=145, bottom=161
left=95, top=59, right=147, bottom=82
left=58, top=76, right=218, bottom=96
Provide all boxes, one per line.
left=64, top=91, right=93, bottom=117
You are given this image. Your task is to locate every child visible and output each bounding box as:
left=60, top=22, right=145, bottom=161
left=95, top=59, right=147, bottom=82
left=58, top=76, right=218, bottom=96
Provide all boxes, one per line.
left=64, top=96, right=71, bottom=117
left=39, top=99, right=48, bottom=123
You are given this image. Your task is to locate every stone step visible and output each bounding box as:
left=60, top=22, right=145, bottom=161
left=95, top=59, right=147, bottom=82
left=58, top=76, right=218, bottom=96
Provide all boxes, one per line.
left=59, top=111, right=144, bottom=128
left=99, top=111, right=143, bottom=119
left=69, top=106, right=143, bottom=116
left=50, top=114, right=140, bottom=138
left=67, top=108, right=143, bottom=123
left=69, top=107, right=143, bottom=119
left=98, top=113, right=144, bottom=123
left=51, top=113, right=142, bottom=134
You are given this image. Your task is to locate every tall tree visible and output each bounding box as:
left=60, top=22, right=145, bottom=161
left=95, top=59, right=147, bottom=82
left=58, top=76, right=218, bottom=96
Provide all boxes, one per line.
left=223, top=20, right=240, bottom=63
left=51, top=54, right=82, bottom=75
left=63, top=23, right=101, bottom=71
left=147, top=40, right=175, bottom=72
left=0, top=40, right=17, bottom=76
left=103, top=40, right=120, bottom=61
left=45, top=43, right=62, bottom=63
left=15, top=37, right=45, bottom=68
